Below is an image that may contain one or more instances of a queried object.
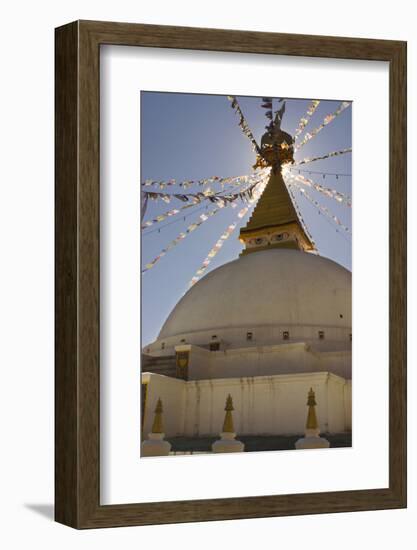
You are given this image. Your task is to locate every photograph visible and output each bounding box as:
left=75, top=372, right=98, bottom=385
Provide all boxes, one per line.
left=140, top=91, right=352, bottom=456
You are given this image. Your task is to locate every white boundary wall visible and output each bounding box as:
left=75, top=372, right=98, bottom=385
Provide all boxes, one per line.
left=142, top=371, right=351, bottom=438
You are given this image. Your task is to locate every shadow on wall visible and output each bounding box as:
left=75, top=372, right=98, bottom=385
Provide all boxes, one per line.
left=24, top=503, right=54, bottom=521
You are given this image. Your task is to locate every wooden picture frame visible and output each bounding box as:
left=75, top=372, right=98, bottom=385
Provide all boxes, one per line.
left=55, top=20, right=407, bottom=528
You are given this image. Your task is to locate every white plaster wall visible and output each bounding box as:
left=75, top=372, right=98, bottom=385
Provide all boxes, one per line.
left=344, top=380, right=353, bottom=431
left=142, top=373, right=185, bottom=437
left=327, top=375, right=349, bottom=433
left=142, top=371, right=351, bottom=438
left=184, top=342, right=351, bottom=380
left=319, top=350, right=352, bottom=380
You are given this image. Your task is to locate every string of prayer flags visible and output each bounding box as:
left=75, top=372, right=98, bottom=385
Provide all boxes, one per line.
left=141, top=192, right=148, bottom=224
left=294, top=147, right=352, bottom=167
left=143, top=174, right=246, bottom=190
left=288, top=167, right=352, bottom=178
left=284, top=177, right=316, bottom=246
left=188, top=220, right=241, bottom=286
left=141, top=179, right=265, bottom=208
left=290, top=173, right=351, bottom=207
left=306, top=100, right=320, bottom=116
left=141, top=202, right=196, bottom=229
left=289, top=180, right=351, bottom=235
left=141, top=169, right=268, bottom=192
left=142, top=204, right=225, bottom=273
left=294, top=100, right=320, bottom=139
left=294, top=101, right=351, bottom=151
left=207, top=169, right=269, bottom=190
left=142, top=178, right=176, bottom=189
left=227, top=96, right=262, bottom=155
left=143, top=190, right=205, bottom=204
left=187, top=174, right=269, bottom=286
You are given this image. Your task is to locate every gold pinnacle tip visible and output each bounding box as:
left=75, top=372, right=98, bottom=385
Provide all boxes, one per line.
left=222, top=394, right=235, bottom=433
left=151, top=397, right=164, bottom=433
left=307, top=388, right=317, bottom=407
left=305, top=388, right=319, bottom=430
left=225, top=394, right=234, bottom=411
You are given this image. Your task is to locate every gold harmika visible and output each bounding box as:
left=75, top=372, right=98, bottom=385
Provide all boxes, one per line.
left=305, top=388, right=318, bottom=430
left=151, top=397, right=164, bottom=433
left=222, top=394, right=235, bottom=433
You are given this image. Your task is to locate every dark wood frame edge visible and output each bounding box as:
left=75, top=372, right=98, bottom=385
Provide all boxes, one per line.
left=55, top=20, right=407, bottom=529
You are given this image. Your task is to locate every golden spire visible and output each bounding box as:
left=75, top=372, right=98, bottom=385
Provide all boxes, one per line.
left=222, top=394, right=235, bottom=433
left=305, top=388, right=319, bottom=430
left=151, top=398, right=164, bottom=433
left=240, top=169, right=314, bottom=254
left=240, top=104, right=315, bottom=255
left=295, top=387, right=329, bottom=449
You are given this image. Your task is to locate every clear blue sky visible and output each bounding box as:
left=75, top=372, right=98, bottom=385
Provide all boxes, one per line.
left=141, top=92, right=352, bottom=346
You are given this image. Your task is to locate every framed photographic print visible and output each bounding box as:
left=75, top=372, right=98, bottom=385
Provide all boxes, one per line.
left=55, top=20, right=406, bottom=528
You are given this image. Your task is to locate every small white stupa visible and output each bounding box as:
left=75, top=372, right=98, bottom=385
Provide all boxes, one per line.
left=295, top=388, right=330, bottom=449
left=141, top=398, right=172, bottom=457
left=212, top=394, right=245, bottom=453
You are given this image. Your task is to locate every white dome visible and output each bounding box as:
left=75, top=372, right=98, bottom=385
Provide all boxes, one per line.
left=153, top=249, right=351, bottom=350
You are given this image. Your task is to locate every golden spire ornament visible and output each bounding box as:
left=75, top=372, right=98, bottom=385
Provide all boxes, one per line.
left=222, top=394, right=235, bottom=433
left=212, top=394, right=245, bottom=453
left=151, top=397, right=164, bottom=434
left=239, top=101, right=315, bottom=256
left=295, top=388, right=330, bottom=450
left=141, top=397, right=172, bottom=457
left=305, top=388, right=319, bottom=431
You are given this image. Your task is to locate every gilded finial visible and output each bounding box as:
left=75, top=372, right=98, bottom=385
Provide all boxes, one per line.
left=222, top=394, right=235, bottom=433
left=151, top=398, right=164, bottom=433
left=305, top=388, right=319, bottom=430
left=225, top=394, right=234, bottom=411
left=307, top=387, right=317, bottom=407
